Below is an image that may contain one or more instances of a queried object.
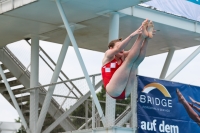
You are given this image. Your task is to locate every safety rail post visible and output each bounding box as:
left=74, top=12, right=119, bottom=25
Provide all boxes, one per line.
left=92, top=76, right=96, bottom=128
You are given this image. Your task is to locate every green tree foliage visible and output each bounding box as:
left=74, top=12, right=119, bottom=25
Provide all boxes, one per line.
left=15, top=117, right=26, bottom=133
left=71, top=86, right=131, bottom=128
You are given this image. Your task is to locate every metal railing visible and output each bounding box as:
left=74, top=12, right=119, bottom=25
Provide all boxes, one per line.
left=2, top=46, right=63, bottom=111
left=3, top=45, right=105, bottom=130
left=0, top=0, right=37, bottom=14
left=3, top=46, right=29, bottom=74
left=3, top=44, right=132, bottom=130
left=25, top=39, right=83, bottom=98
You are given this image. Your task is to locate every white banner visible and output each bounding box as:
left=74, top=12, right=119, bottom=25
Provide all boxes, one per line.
left=144, top=0, right=200, bottom=22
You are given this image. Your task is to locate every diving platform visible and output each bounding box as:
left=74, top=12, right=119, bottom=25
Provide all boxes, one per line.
left=1, top=0, right=200, bottom=133
left=64, top=127, right=136, bottom=133
left=0, top=0, right=200, bottom=56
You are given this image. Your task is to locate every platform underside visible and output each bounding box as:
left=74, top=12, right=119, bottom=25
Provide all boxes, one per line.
left=0, top=0, right=200, bottom=57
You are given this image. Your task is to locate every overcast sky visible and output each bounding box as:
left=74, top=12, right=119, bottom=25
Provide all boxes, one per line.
left=0, top=40, right=200, bottom=122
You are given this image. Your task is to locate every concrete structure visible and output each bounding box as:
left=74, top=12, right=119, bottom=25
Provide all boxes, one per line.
left=0, top=0, right=200, bottom=133
left=0, top=122, right=21, bottom=133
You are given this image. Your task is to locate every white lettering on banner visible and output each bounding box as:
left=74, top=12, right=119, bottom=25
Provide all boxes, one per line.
left=140, top=119, right=179, bottom=133
left=140, top=95, right=172, bottom=108
left=159, top=121, right=179, bottom=133
left=141, top=119, right=157, bottom=131
left=155, top=98, right=160, bottom=106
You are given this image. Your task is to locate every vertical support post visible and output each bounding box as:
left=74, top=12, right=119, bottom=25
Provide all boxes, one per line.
left=36, top=33, right=71, bottom=133
left=166, top=46, right=200, bottom=80
left=159, top=48, right=175, bottom=79
left=55, top=0, right=106, bottom=126
left=109, top=12, right=119, bottom=41
left=85, top=100, right=88, bottom=129
left=131, top=70, right=138, bottom=130
left=30, top=35, right=39, bottom=133
left=96, top=114, right=98, bottom=127
left=92, top=76, right=95, bottom=128
left=0, top=66, right=31, bottom=133
left=105, top=12, right=119, bottom=127
left=97, top=114, right=101, bottom=127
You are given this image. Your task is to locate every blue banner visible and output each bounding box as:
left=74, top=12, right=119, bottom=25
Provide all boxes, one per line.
left=187, top=0, right=200, bottom=5
left=137, top=75, right=200, bottom=133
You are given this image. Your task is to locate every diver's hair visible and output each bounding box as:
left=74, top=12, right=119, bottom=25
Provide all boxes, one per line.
left=108, top=38, right=122, bottom=49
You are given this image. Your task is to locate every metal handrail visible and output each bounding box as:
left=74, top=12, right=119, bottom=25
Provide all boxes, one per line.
left=115, top=106, right=131, bottom=124
left=24, top=39, right=83, bottom=97
left=3, top=46, right=64, bottom=111
left=21, top=73, right=101, bottom=92
left=3, top=45, right=102, bottom=114
left=3, top=46, right=28, bottom=73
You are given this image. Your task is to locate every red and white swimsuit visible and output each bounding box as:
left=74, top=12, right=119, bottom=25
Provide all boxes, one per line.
left=101, top=58, right=125, bottom=99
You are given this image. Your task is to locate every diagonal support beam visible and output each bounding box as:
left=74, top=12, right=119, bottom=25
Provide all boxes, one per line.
left=42, top=80, right=103, bottom=133
left=166, top=45, right=200, bottom=80
left=0, top=65, right=31, bottom=133
left=160, top=48, right=175, bottom=79
left=115, top=107, right=131, bottom=126
left=36, top=34, right=71, bottom=133
left=55, top=0, right=106, bottom=126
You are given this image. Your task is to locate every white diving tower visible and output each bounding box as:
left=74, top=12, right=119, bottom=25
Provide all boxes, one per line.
left=0, top=122, right=21, bottom=133
left=0, top=0, right=200, bottom=133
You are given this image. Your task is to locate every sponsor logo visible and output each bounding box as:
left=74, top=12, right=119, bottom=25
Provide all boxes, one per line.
left=142, top=83, right=171, bottom=97
left=139, top=82, right=172, bottom=108
left=139, top=82, right=179, bottom=133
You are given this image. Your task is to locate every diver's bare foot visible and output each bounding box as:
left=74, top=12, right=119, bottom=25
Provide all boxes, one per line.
left=147, top=21, right=154, bottom=38
left=176, top=89, right=185, bottom=103
left=142, top=19, right=149, bottom=38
